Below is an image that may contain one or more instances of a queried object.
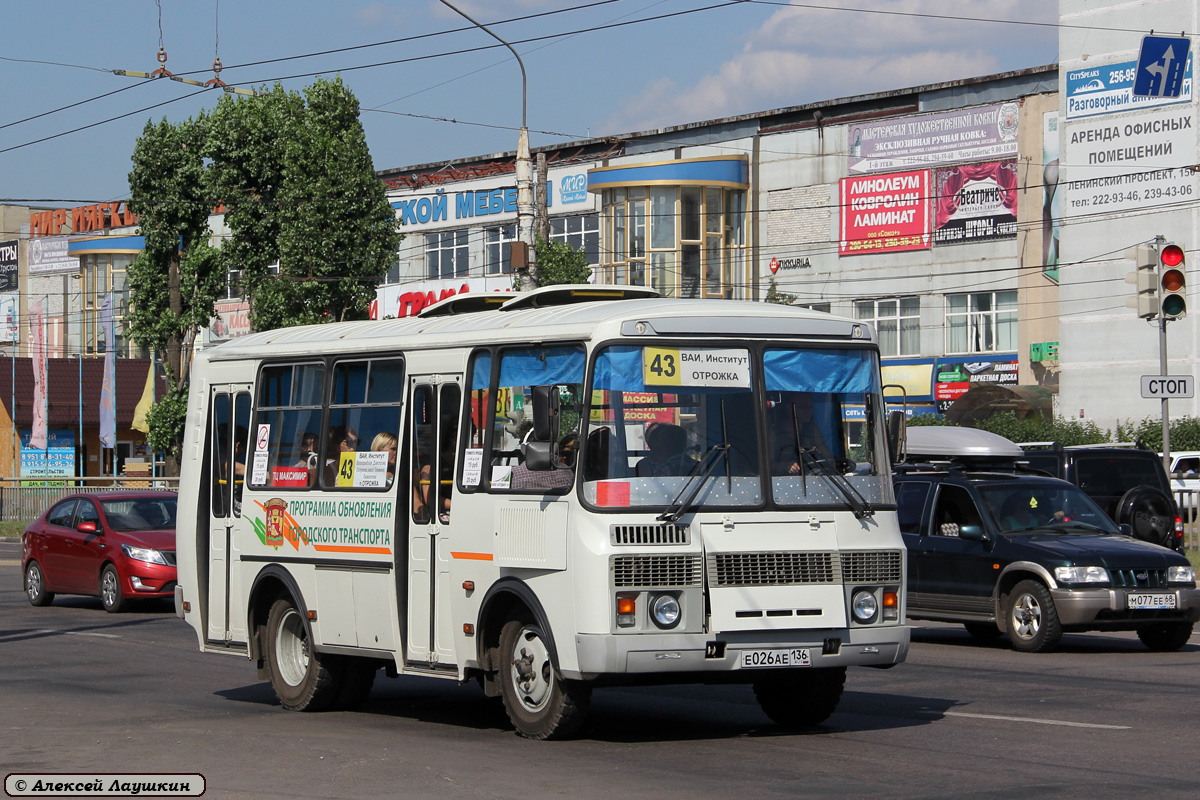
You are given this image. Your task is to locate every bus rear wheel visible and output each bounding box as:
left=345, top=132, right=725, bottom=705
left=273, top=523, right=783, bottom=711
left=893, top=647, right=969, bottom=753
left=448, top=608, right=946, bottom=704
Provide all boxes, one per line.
left=265, top=597, right=341, bottom=712
left=498, top=613, right=590, bottom=740
left=753, top=666, right=846, bottom=728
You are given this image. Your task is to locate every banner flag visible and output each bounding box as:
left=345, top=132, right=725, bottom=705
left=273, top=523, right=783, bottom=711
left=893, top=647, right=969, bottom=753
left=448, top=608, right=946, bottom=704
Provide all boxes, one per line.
left=28, top=299, right=48, bottom=449
left=132, top=361, right=154, bottom=433
left=99, top=292, right=116, bottom=449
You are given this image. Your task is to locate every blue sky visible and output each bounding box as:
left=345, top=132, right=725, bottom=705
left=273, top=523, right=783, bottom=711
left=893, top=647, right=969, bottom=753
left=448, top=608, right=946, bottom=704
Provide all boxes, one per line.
left=0, top=1, right=1058, bottom=207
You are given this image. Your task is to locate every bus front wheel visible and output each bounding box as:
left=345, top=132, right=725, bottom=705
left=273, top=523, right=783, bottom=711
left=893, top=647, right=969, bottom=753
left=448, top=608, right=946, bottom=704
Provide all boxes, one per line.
left=265, top=597, right=341, bottom=712
left=497, top=613, right=591, bottom=740
left=753, top=666, right=846, bottom=728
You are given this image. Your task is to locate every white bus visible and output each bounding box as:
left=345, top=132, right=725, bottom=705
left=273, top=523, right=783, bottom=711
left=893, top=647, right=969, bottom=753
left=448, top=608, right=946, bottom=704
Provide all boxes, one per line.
left=175, top=285, right=909, bottom=739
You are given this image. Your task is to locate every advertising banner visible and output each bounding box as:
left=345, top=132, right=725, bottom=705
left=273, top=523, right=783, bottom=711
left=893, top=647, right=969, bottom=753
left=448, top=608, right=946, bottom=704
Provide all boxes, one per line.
left=372, top=276, right=513, bottom=318
left=20, top=429, right=75, bottom=485
left=1065, top=56, right=1193, bottom=119
left=0, top=293, right=18, bottom=343
left=932, top=160, right=1018, bottom=245
left=1061, top=107, right=1198, bottom=220
left=0, top=240, right=17, bottom=292
left=28, top=237, right=78, bottom=275
left=847, top=102, right=1019, bottom=174
left=880, top=360, right=935, bottom=402
left=839, top=170, right=931, bottom=256
left=934, top=357, right=1019, bottom=411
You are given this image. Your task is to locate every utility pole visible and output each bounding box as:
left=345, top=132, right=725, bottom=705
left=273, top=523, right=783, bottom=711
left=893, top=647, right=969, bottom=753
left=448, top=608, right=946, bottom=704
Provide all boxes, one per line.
left=534, top=152, right=550, bottom=246
left=1158, top=235, right=1171, bottom=473
left=439, top=1, right=537, bottom=290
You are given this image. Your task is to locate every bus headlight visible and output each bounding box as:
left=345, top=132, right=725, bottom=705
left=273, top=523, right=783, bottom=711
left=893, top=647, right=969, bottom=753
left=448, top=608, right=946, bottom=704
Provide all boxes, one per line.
left=851, top=590, right=878, bottom=623
left=650, top=593, right=681, bottom=629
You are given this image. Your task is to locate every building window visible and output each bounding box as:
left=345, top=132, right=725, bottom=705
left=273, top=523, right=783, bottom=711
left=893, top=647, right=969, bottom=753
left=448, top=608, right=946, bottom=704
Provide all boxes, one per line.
left=599, top=187, right=745, bottom=299
left=797, top=302, right=831, bottom=314
left=549, top=213, right=599, bottom=266
left=426, top=230, right=468, bottom=279
left=222, top=267, right=241, bottom=300
left=485, top=224, right=517, bottom=275
left=81, top=253, right=133, bottom=357
left=946, top=291, right=1017, bottom=354
left=855, top=297, right=920, bottom=357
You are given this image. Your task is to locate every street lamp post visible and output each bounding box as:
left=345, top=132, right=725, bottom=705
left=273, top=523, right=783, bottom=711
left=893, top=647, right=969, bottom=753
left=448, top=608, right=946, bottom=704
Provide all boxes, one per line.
left=438, top=0, right=536, bottom=291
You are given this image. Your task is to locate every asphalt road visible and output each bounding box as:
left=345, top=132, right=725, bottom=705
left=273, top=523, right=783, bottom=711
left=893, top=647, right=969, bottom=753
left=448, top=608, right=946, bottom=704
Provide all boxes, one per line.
left=1, top=558, right=1198, bottom=800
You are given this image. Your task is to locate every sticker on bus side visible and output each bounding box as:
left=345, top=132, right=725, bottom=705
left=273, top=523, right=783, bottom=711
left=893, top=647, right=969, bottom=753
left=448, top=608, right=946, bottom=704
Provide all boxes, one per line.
left=643, top=347, right=750, bottom=389
left=250, top=423, right=271, bottom=486
left=462, top=448, right=484, bottom=486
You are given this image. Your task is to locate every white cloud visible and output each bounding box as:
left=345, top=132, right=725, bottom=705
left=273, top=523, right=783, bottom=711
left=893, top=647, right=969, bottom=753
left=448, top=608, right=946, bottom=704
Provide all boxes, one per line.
left=602, top=0, right=1056, bottom=133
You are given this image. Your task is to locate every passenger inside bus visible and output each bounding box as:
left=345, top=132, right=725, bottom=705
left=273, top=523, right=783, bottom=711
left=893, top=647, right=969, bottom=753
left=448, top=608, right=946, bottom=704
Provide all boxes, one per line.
left=635, top=423, right=692, bottom=477
left=371, top=431, right=398, bottom=486
left=325, top=425, right=359, bottom=484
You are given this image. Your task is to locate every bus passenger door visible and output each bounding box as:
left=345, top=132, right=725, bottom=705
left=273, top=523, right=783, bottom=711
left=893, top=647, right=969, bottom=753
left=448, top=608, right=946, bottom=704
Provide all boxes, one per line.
left=206, top=386, right=252, bottom=645
left=405, top=376, right=462, bottom=668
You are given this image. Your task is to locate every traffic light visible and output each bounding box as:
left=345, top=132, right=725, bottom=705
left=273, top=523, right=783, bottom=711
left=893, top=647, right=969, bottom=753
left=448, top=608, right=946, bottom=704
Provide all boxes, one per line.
left=1160, top=243, right=1186, bottom=319
left=1125, top=243, right=1159, bottom=319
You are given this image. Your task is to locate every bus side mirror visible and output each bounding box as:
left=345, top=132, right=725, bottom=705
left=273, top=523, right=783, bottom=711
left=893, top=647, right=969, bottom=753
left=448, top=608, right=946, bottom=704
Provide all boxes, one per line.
left=532, top=385, right=560, bottom=443
left=887, top=410, right=906, bottom=466
left=524, top=439, right=555, bottom=471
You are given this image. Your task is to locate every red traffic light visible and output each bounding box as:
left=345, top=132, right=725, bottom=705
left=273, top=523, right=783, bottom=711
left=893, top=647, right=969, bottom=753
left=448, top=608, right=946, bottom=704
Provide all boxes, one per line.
left=1161, top=244, right=1185, bottom=267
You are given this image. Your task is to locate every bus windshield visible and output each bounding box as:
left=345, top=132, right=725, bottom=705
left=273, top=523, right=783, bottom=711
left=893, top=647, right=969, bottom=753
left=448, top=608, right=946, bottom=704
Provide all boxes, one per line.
left=581, top=344, right=891, bottom=512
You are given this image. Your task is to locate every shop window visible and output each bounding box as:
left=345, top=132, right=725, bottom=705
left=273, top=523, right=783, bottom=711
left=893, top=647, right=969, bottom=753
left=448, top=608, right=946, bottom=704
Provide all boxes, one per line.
left=485, top=224, right=517, bottom=275
left=856, top=297, right=920, bottom=357
left=946, top=291, right=1016, bottom=354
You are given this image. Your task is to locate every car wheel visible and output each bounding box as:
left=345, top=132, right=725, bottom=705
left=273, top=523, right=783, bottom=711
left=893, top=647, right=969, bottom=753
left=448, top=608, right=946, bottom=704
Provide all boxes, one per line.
left=1136, top=622, right=1193, bottom=652
left=25, top=561, right=55, bottom=607
left=497, top=612, right=591, bottom=740
left=100, top=564, right=127, bottom=613
left=753, top=666, right=847, bottom=728
left=1006, top=580, right=1062, bottom=653
left=264, top=597, right=342, bottom=712
left=1116, top=486, right=1175, bottom=548
left=963, top=622, right=1002, bottom=640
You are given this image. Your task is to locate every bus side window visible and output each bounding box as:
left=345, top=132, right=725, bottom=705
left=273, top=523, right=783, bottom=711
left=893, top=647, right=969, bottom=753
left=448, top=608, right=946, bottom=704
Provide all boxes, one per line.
left=252, top=363, right=325, bottom=490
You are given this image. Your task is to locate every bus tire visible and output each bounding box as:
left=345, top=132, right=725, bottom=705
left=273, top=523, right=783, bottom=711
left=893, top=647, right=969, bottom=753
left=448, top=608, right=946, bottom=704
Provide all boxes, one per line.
left=498, top=613, right=590, bottom=740
left=753, top=666, right=846, bottom=728
left=334, top=658, right=378, bottom=710
left=265, top=597, right=341, bottom=712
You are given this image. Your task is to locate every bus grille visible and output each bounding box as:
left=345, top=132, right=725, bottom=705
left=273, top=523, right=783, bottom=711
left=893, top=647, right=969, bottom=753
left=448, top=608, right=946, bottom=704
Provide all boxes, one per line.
left=1110, top=568, right=1168, bottom=589
left=841, top=550, right=903, bottom=584
left=611, top=523, right=689, bottom=546
left=708, top=552, right=836, bottom=587
left=612, top=554, right=703, bottom=588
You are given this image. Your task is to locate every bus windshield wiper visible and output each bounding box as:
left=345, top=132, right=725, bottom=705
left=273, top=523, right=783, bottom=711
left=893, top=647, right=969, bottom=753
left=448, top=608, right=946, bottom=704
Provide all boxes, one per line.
left=800, top=449, right=874, bottom=520
left=657, top=442, right=730, bottom=523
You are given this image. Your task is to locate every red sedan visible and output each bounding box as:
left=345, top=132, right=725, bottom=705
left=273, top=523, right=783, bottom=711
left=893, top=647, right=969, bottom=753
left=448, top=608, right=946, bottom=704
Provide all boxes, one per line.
left=22, top=491, right=178, bottom=613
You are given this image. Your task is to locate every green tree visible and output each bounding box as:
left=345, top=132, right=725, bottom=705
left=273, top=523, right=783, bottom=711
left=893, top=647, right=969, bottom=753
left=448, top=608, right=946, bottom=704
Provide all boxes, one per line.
left=127, top=115, right=225, bottom=474
left=252, top=77, right=400, bottom=327
left=533, top=235, right=591, bottom=286
left=764, top=278, right=799, bottom=305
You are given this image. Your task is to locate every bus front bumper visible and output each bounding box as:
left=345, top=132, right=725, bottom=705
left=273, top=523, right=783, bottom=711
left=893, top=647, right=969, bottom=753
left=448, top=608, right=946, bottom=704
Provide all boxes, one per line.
left=567, top=625, right=909, bottom=680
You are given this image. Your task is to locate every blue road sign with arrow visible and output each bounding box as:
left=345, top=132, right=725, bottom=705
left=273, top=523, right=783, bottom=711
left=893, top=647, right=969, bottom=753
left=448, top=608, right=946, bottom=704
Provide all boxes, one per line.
left=1133, top=35, right=1192, bottom=98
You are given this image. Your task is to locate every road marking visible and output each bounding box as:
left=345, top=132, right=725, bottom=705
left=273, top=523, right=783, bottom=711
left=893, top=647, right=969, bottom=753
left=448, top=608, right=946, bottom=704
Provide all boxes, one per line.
left=0, top=559, right=21, bottom=566
left=925, top=710, right=1130, bottom=729
left=37, top=629, right=121, bottom=639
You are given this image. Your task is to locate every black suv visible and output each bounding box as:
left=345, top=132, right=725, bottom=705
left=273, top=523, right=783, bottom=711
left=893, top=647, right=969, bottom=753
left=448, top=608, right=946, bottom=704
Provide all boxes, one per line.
left=897, top=429, right=1198, bottom=652
left=1019, top=442, right=1183, bottom=551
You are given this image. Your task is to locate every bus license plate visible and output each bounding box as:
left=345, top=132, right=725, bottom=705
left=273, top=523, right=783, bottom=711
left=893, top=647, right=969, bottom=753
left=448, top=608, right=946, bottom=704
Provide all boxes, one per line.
left=740, top=648, right=811, bottom=668
left=1128, top=593, right=1176, bottom=610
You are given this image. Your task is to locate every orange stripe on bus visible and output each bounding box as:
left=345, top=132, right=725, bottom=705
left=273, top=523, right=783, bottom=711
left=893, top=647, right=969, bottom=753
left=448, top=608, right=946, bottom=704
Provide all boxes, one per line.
left=312, top=545, right=392, bottom=555
left=451, top=551, right=494, bottom=561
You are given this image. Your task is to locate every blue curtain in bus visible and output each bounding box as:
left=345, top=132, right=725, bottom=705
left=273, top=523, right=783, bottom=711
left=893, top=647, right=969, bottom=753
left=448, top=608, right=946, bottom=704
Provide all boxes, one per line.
left=498, top=346, right=584, bottom=387
left=763, top=349, right=877, bottom=394
left=592, top=346, right=644, bottom=392
left=471, top=353, right=493, bottom=389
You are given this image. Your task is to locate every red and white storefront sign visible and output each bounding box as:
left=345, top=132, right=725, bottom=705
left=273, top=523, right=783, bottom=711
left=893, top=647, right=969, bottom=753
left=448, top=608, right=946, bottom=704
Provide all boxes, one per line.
left=838, top=170, right=931, bottom=256
left=371, top=277, right=514, bottom=319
